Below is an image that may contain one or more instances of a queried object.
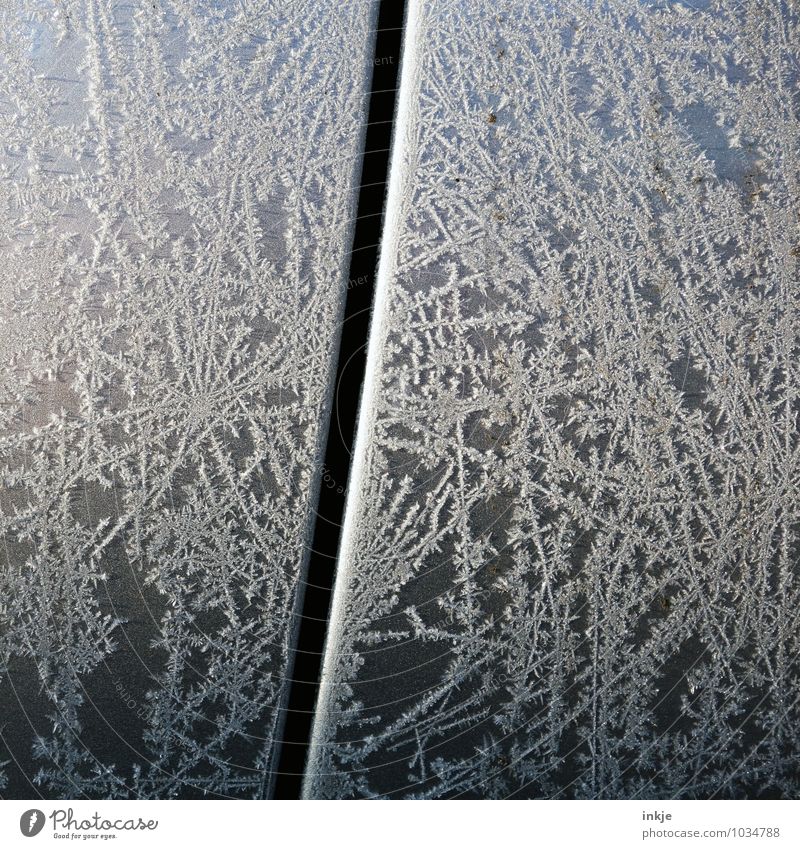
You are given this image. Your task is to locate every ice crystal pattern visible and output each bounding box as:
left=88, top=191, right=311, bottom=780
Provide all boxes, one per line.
left=307, top=0, right=800, bottom=798
left=0, top=0, right=375, bottom=797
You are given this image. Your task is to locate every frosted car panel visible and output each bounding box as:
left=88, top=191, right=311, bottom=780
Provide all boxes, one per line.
left=306, top=0, right=800, bottom=799
left=0, top=0, right=376, bottom=798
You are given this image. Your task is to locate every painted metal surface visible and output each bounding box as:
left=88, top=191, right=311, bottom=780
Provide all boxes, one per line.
left=0, top=0, right=376, bottom=798
left=307, top=0, right=800, bottom=799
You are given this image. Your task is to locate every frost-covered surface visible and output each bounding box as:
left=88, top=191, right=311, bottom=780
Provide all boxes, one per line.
left=306, top=0, right=800, bottom=799
left=0, top=0, right=375, bottom=798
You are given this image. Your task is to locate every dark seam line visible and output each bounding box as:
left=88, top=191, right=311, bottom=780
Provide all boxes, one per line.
left=271, top=0, right=408, bottom=799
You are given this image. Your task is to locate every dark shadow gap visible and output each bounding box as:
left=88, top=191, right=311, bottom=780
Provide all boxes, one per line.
left=272, top=0, right=408, bottom=799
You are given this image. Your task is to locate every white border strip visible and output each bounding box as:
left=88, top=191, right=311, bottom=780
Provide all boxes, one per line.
left=3, top=799, right=798, bottom=847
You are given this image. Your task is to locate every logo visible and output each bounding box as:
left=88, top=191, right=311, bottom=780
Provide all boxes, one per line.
left=16, top=807, right=159, bottom=838
left=20, top=809, right=45, bottom=837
